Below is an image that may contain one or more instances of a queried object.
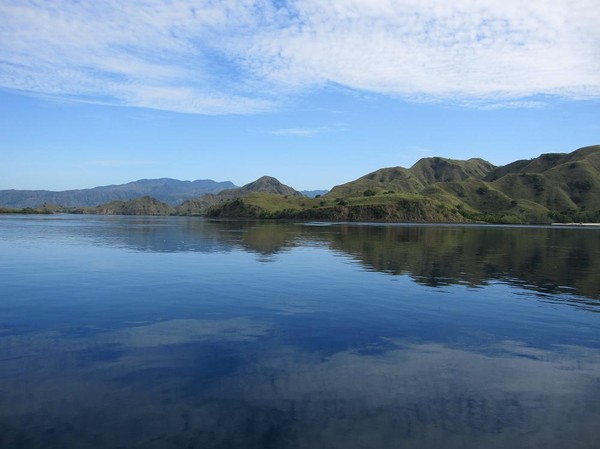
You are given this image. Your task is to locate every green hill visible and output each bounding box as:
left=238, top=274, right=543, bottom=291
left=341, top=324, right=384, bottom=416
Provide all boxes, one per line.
left=175, top=176, right=303, bottom=215
left=322, top=146, right=600, bottom=224
left=72, top=196, right=174, bottom=215
left=203, top=191, right=468, bottom=223
left=231, top=176, right=303, bottom=197
left=327, top=167, right=424, bottom=197
left=410, top=157, right=496, bottom=184
left=483, top=145, right=600, bottom=220
left=327, top=156, right=496, bottom=198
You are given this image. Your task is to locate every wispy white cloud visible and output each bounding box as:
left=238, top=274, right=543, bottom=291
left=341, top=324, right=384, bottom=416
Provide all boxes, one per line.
left=0, top=0, right=276, bottom=113
left=1, top=0, right=598, bottom=113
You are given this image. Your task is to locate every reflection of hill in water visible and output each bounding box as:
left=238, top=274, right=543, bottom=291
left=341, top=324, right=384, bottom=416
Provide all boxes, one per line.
left=80, top=217, right=311, bottom=257
left=72, top=217, right=599, bottom=301
left=324, top=224, right=600, bottom=301
left=82, top=217, right=302, bottom=256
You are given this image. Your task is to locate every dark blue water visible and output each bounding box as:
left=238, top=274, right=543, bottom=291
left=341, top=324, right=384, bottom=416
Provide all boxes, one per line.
left=1, top=215, right=599, bottom=449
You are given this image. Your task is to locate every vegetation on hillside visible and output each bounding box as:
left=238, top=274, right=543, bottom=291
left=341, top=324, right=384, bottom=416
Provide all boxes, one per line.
left=0, top=204, right=66, bottom=214
left=3, top=146, right=599, bottom=224
left=201, top=146, right=599, bottom=224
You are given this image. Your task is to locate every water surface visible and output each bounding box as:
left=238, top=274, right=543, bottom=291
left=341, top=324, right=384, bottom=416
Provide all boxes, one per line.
left=1, top=216, right=599, bottom=448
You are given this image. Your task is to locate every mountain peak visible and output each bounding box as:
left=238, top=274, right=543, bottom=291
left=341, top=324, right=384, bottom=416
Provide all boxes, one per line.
left=239, top=176, right=304, bottom=197
left=255, top=175, right=279, bottom=182
left=410, top=156, right=495, bottom=184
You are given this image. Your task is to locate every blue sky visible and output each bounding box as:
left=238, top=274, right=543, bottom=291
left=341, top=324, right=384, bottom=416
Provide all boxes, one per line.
left=1, top=0, right=598, bottom=191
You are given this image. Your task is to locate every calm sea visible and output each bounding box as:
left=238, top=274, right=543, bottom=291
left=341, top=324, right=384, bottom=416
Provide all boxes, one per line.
left=1, top=215, right=599, bottom=449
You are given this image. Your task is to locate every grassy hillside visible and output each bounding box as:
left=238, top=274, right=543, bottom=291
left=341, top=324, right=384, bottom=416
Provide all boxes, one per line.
left=175, top=176, right=303, bottom=215
left=328, top=156, right=496, bottom=198
left=484, top=145, right=600, bottom=220
left=205, top=192, right=468, bottom=223
left=410, top=157, right=495, bottom=184
left=322, top=146, right=600, bottom=224
left=327, top=167, right=424, bottom=198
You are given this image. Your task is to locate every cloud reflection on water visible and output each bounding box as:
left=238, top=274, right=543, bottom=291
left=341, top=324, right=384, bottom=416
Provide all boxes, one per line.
left=1, top=318, right=599, bottom=449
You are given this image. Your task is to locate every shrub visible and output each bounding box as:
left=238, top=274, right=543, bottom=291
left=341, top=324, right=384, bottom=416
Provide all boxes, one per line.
left=372, top=205, right=387, bottom=218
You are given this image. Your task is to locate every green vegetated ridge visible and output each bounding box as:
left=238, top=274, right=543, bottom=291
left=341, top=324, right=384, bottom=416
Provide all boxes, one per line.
left=175, top=176, right=303, bottom=216
left=2, top=146, right=599, bottom=224
left=201, top=145, right=600, bottom=224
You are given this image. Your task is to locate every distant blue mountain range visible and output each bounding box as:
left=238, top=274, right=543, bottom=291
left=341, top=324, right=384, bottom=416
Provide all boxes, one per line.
left=0, top=178, right=237, bottom=208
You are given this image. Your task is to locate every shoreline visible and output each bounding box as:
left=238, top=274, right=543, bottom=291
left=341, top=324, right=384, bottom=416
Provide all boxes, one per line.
left=551, top=222, right=600, bottom=227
